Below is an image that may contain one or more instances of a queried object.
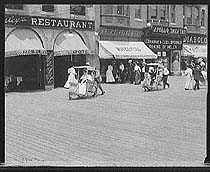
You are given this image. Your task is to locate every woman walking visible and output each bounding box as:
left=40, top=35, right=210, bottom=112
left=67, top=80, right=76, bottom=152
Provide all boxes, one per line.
left=184, top=65, right=193, bottom=90
left=106, top=64, right=115, bottom=83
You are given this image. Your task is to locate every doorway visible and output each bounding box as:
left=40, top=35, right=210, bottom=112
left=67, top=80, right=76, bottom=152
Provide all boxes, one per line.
left=5, top=55, right=45, bottom=91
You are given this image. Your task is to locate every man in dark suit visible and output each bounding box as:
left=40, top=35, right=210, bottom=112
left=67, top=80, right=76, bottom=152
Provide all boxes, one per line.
left=193, top=65, right=202, bottom=90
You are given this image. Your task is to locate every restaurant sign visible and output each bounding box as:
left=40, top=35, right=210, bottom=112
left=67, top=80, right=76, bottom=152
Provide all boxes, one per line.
left=144, top=38, right=183, bottom=51
left=152, top=26, right=186, bottom=36
left=99, top=27, right=144, bottom=38
left=5, top=14, right=95, bottom=31
left=183, top=33, right=207, bottom=44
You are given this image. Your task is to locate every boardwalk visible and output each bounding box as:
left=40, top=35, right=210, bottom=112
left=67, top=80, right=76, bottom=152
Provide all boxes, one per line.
left=5, top=76, right=207, bottom=166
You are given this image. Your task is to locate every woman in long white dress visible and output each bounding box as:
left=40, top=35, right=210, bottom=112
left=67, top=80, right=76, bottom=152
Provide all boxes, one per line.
left=64, top=67, right=78, bottom=88
left=106, top=64, right=115, bottom=83
left=184, top=65, right=193, bottom=90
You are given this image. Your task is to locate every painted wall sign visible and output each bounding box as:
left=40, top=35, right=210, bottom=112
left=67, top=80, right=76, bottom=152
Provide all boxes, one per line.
left=183, top=33, right=207, bottom=44
left=5, top=14, right=95, bottom=31
left=152, top=26, right=186, bottom=36
left=99, top=26, right=144, bottom=38
left=144, top=38, right=183, bottom=51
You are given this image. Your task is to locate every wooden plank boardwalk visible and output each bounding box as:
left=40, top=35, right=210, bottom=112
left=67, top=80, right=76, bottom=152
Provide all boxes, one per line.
left=5, top=76, right=207, bottom=166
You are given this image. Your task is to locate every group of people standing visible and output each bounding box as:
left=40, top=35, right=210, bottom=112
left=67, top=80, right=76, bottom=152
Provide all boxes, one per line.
left=106, top=60, right=146, bottom=85
left=184, top=58, right=207, bottom=91
left=105, top=59, right=170, bottom=91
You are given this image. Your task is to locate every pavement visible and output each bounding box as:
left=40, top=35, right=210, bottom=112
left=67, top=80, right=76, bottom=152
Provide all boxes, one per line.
left=4, top=76, right=208, bottom=166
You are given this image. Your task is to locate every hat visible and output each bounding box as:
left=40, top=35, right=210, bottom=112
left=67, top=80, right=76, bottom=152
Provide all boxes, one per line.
left=68, top=67, right=76, bottom=75
left=128, top=60, right=132, bottom=63
left=86, top=62, right=90, bottom=66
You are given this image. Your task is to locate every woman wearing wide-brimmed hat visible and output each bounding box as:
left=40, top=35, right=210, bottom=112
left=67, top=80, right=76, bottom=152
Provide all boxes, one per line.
left=64, top=67, right=78, bottom=89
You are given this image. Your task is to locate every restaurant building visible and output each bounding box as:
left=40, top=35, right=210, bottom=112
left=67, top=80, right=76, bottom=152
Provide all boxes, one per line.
left=5, top=4, right=96, bottom=91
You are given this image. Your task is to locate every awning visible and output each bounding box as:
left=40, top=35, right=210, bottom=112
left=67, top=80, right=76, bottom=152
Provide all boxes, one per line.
left=182, top=44, right=207, bottom=58
left=5, top=29, right=47, bottom=57
left=99, top=41, right=157, bottom=59
left=54, top=32, right=91, bottom=56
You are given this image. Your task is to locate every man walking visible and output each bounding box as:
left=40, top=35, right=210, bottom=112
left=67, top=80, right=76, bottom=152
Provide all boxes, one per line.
left=95, top=70, right=105, bottom=95
left=193, top=65, right=202, bottom=90
left=162, top=66, right=170, bottom=89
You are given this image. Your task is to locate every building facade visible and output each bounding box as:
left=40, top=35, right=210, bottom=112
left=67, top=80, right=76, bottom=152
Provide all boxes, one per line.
left=94, top=4, right=208, bottom=76
left=5, top=4, right=208, bottom=91
left=5, top=4, right=97, bottom=91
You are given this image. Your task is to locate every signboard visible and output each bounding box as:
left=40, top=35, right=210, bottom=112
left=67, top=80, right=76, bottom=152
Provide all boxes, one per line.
left=144, top=38, right=183, bottom=51
left=5, top=14, right=95, bottom=31
left=99, top=26, right=144, bottom=38
left=152, top=25, right=186, bottom=36
left=183, top=33, right=207, bottom=44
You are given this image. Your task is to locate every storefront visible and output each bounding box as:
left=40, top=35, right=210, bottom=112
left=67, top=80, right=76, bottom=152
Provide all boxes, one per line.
left=98, top=40, right=157, bottom=81
left=5, top=28, right=47, bottom=91
left=143, top=25, right=186, bottom=75
left=5, top=14, right=95, bottom=91
left=98, top=26, right=157, bottom=81
left=182, top=33, right=207, bottom=71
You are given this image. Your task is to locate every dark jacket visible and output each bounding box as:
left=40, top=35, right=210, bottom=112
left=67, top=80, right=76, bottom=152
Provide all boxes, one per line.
left=193, top=68, right=202, bottom=81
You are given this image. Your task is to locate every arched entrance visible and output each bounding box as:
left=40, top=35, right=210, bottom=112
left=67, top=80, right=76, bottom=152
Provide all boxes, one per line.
left=53, top=31, right=91, bottom=88
left=5, top=28, right=46, bottom=91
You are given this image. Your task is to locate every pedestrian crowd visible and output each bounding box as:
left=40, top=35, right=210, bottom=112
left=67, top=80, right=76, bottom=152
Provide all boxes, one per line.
left=105, top=59, right=170, bottom=91
left=184, top=58, right=207, bottom=91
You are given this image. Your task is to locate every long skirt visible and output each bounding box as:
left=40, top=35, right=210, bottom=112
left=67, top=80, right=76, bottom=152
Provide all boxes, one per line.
left=185, top=76, right=193, bottom=90
left=106, top=70, right=115, bottom=83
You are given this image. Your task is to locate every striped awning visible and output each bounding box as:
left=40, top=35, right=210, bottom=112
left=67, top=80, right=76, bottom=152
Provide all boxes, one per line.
left=5, top=29, right=47, bottom=57
left=54, top=32, right=91, bottom=56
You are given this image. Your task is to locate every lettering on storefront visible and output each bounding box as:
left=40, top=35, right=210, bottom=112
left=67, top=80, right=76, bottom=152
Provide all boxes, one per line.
left=183, top=34, right=207, bottom=44
left=99, top=27, right=143, bottom=38
left=5, top=14, right=95, bottom=31
left=144, top=38, right=183, bottom=50
left=116, top=47, right=141, bottom=52
left=152, top=26, right=186, bottom=36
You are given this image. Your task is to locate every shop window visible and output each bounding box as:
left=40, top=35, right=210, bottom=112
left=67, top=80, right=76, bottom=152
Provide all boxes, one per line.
left=160, top=5, right=166, bottom=20
left=42, top=4, right=54, bottom=12
left=135, top=6, right=141, bottom=19
left=117, top=5, right=124, bottom=15
left=150, top=5, right=157, bottom=19
left=201, top=9, right=205, bottom=27
left=186, top=6, right=193, bottom=24
left=194, top=6, right=200, bottom=25
left=171, top=5, right=176, bottom=23
left=104, top=5, right=113, bottom=14
left=5, top=4, right=23, bottom=10
left=70, top=5, right=85, bottom=16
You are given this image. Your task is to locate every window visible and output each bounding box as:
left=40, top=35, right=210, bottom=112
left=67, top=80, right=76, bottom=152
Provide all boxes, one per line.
left=150, top=5, right=157, bottom=19
left=160, top=5, right=166, bottom=20
left=104, top=5, right=113, bottom=14
left=186, top=6, right=193, bottom=24
left=135, top=6, right=141, bottom=19
left=201, top=9, right=205, bottom=27
left=171, top=5, right=176, bottom=23
left=42, top=4, right=54, bottom=12
left=194, top=7, right=200, bottom=25
left=117, top=5, right=124, bottom=15
left=70, top=5, right=85, bottom=16
left=125, top=6, right=130, bottom=17
left=5, top=4, right=23, bottom=10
